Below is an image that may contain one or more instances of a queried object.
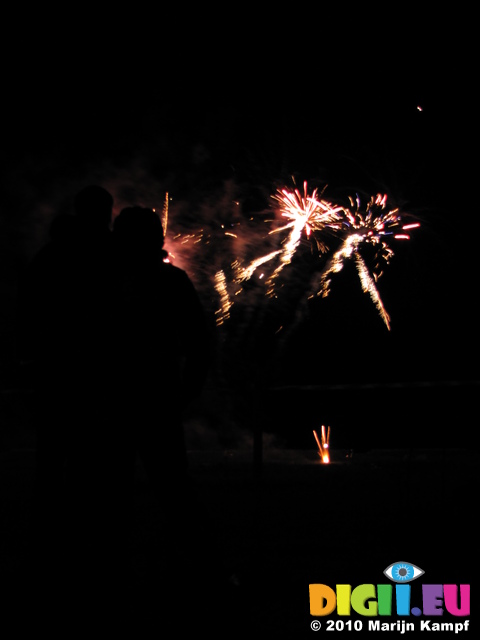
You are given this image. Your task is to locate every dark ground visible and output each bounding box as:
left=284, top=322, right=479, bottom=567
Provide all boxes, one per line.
left=0, top=385, right=477, bottom=637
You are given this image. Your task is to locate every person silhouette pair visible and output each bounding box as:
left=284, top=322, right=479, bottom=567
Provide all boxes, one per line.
left=17, top=187, right=217, bottom=619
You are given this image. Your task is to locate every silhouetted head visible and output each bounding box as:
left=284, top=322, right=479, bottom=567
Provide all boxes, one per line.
left=73, top=185, right=114, bottom=232
left=113, top=206, right=166, bottom=261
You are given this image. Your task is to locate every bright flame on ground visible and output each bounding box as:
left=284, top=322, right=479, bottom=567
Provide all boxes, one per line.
left=313, top=425, right=330, bottom=463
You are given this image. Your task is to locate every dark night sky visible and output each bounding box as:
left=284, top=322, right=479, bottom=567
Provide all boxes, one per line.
left=1, top=12, right=478, bottom=401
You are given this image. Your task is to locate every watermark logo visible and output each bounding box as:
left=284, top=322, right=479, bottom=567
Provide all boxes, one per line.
left=383, top=561, right=424, bottom=583
left=309, top=561, right=470, bottom=633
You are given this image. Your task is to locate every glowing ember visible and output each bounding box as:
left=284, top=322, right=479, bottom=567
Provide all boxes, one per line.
left=313, top=425, right=330, bottom=463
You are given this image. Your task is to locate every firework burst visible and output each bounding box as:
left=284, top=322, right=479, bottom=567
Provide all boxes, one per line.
left=234, top=181, right=343, bottom=295
left=157, top=182, right=420, bottom=336
left=310, top=193, right=420, bottom=330
left=270, top=181, right=343, bottom=246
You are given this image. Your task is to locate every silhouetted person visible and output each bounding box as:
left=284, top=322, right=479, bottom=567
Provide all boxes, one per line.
left=16, top=185, right=115, bottom=608
left=107, top=206, right=218, bottom=604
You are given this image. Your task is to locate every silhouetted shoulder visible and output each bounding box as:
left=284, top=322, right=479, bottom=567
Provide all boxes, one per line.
left=157, top=261, right=206, bottom=311
left=159, top=261, right=197, bottom=285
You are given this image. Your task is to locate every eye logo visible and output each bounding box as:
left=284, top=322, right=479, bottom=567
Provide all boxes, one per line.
left=384, top=561, right=424, bottom=583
